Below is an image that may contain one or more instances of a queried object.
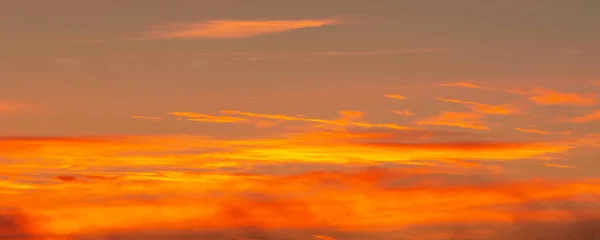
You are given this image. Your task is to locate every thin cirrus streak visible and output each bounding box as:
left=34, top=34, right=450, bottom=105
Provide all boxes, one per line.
left=415, top=111, right=490, bottom=130
left=439, top=82, right=597, bottom=106
left=142, top=18, right=344, bottom=40
left=514, top=127, right=550, bottom=135
left=384, top=94, right=406, bottom=100
left=392, top=109, right=415, bottom=116
left=435, top=98, right=519, bottom=115
left=559, top=110, right=600, bottom=123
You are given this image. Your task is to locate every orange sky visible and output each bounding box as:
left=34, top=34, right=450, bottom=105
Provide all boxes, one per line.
left=1, top=1, right=600, bottom=239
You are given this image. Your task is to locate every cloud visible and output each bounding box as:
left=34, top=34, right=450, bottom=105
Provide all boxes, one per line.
left=435, top=98, right=519, bottom=115
left=132, top=115, right=162, bottom=122
left=142, top=18, right=343, bottom=40
left=415, top=112, right=489, bottom=130
left=0, top=211, right=35, bottom=239
left=392, top=109, right=415, bottom=116
left=384, top=94, right=406, bottom=100
left=592, top=81, right=600, bottom=86
left=513, top=127, right=550, bottom=135
left=195, top=110, right=416, bottom=131
left=542, top=163, right=577, bottom=169
left=2, top=168, right=600, bottom=238
left=440, top=82, right=485, bottom=89
left=560, top=110, right=600, bottom=123
left=529, top=88, right=596, bottom=106
left=169, top=112, right=248, bottom=123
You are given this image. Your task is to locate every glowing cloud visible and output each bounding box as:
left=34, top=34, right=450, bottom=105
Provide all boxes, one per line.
left=543, top=163, right=577, bottom=169
left=435, top=98, right=518, bottom=115
left=392, top=109, right=415, bottom=116
left=439, top=82, right=484, bottom=89
left=529, top=88, right=596, bottom=106
left=514, top=127, right=550, bottom=135
left=384, top=94, right=406, bottom=100
left=143, top=18, right=343, bottom=40
left=561, top=110, right=600, bottom=123
left=131, top=115, right=162, bottom=122
left=415, top=112, right=489, bottom=130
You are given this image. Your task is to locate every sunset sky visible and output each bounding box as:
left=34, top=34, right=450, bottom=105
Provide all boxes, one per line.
left=1, top=0, right=600, bottom=239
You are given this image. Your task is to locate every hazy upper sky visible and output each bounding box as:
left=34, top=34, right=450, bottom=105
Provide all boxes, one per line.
left=1, top=1, right=599, bottom=239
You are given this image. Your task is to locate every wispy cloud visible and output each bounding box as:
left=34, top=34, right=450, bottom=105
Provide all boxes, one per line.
left=439, top=82, right=485, bottom=89
left=392, top=109, right=414, bottom=116
left=131, top=115, right=162, bottom=122
left=542, top=163, right=577, bottom=169
left=142, top=18, right=344, bottom=40
left=560, top=110, right=600, bottom=123
left=435, top=98, right=519, bottom=115
left=384, top=94, right=406, bottom=100
left=416, top=112, right=489, bottom=130
left=514, top=127, right=550, bottom=135
left=529, top=88, right=596, bottom=106
left=174, top=110, right=417, bottom=131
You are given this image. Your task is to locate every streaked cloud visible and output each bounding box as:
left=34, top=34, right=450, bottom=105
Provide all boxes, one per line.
left=143, top=18, right=343, bottom=40
left=514, top=127, right=550, bottom=135
left=131, top=115, right=162, bottom=122
left=435, top=98, right=519, bottom=115
left=415, top=112, right=489, bottom=130
left=384, top=94, right=406, bottom=100
left=439, top=82, right=484, bottom=89
left=543, top=163, right=577, bottom=169
left=560, top=110, right=600, bottom=123
left=392, top=109, right=414, bottom=116
left=529, top=88, right=596, bottom=106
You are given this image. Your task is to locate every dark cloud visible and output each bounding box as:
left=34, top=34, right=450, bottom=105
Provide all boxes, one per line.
left=0, top=211, right=34, bottom=239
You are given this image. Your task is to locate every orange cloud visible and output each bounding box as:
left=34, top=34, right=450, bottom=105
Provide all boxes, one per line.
left=392, top=109, right=415, bottom=116
left=169, top=112, right=247, bottom=123
left=561, top=110, right=600, bottom=123
left=591, top=81, right=600, bottom=86
left=143, top=18, right=343, bottom=40
left=435, top=98, right=519, bottom=115
left=514, top=127, right=550, bottom=135
left=131, top=115, right=162, bottom=122
left=2, top=168, right=599, bottom=237
left=439, top=82, right=484, bottom=89
left=217, top=110, right=414, bottom=130
left=542, top=163, right=577, bottom=169
left=415, top=112, right=489, bottom=130
left=384, top=94, right=406, bottom=100
left=313, top=235, right=336, bottom=240
left=529, top=88, right=596, bottom=106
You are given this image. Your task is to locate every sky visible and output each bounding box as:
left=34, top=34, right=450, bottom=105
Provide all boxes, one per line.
left=1, top=0, right=600, bottom=239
